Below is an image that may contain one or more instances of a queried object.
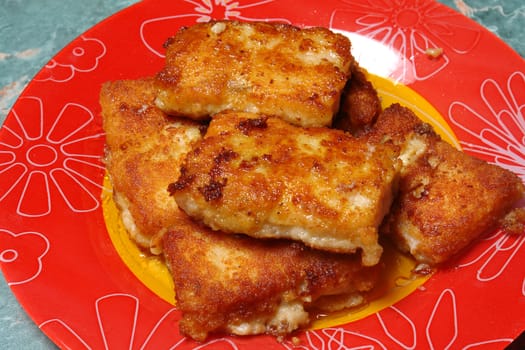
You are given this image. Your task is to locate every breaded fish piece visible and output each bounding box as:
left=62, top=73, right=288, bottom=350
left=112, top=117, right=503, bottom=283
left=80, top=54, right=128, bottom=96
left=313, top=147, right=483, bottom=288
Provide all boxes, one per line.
left=169, top=111, right=399, bottom=266
left=367, top=104, right=525, bottom=265
left=163, top=215, right=381, bottom=342
left=333, top=62, right=381, bottom=135
left=100, top=78, right=203, bottom=254
left=155, top=20, right=353, bottom=127
left=101, top=80, right=380, bottom=342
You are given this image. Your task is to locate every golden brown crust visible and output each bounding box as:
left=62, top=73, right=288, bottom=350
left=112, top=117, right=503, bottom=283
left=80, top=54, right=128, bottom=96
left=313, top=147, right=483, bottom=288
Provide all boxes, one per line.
left=367, top=104, right=525, bottom=265
left=99, top=20, right=525, bottom=345
left=154, top=20, right=353, bottom=127
left=170, top=111, right=399, bottom=266
left=365, top=102, right=432, bottom=145
left=500, top=207, right=525, bottom=235
left=100, top=78, right=203, bottom=253
left=333, top=63, right=382, bottom=135
left=101, top=79, right=381, bottom=343
left=163, top=215, right=380, bottom=342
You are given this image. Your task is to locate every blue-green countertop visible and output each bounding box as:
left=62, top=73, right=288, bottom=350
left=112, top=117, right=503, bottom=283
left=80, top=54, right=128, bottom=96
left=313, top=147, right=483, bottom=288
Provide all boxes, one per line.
left=0, top=0, right=524, bottom=349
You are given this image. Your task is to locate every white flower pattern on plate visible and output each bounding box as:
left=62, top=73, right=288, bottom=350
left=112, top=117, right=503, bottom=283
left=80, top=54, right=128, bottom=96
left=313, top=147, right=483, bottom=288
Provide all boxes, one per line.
left=329, top=0, right=481, bottom=82
left=35, top=36, right=106, bottom=83
left=0, top=228, right=49, bottom=285
left=39, top=293, right=240, bottom=350
left=140, top=0, right=291, bottom=58
left=0, top=96, right=105, bottom=217
left=285, top=289, right=513, bottom=349
left=0, top=1, right=521, bottom=349
left=457, top=230, right=525, bottom=282
left=191, top=0, right=290, bottom=23
left=449, top=71, right=525, bottom=181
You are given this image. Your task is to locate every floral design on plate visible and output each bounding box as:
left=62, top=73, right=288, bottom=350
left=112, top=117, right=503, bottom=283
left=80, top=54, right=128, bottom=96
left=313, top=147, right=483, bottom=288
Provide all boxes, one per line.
left=35, top=36, right=106, bottom=83
left=140, top=0, right=292, bottom=58
left=449, top=71, right=525, bottom=181
left=286, top=289, right=513, bottom=349
left=0, top=229, right=49, bottom=285
left=39, top=293, right=242, bottom=350
left=457, top=230, right=525, bottom=283
left=329, top=0, right=481, bottom=82
left=1, top=0, right=524, bottom=348
left=0, top=96, right=105, bottom=217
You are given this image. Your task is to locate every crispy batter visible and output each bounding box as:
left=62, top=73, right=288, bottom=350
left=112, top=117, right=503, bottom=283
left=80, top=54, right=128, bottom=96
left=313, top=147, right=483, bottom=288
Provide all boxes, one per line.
left=101, top=80, right=381, bottom=342
left=500, top=208, right=525, bottom=235
left=155, top=20, right=353, bottom=127
left=100, top=19, right=525, bottom=346
left=366, top=104, right=525, bottom=265
left=163, top=215, right=380, bottom=342
left=333, top=62, right=382, bottom=135
left=169, top=111, right=399, bottom=266
left=100, top=78, right=203, bottom=253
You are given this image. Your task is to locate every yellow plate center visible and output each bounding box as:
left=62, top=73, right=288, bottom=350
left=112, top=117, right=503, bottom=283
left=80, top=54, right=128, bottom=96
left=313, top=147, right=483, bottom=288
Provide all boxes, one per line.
left=102, top=74, right=459, bottom=328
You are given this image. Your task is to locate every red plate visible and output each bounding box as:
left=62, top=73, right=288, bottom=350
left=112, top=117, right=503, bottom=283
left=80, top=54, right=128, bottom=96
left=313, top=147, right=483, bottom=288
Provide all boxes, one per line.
left=1, top=0, right=524, bottom=349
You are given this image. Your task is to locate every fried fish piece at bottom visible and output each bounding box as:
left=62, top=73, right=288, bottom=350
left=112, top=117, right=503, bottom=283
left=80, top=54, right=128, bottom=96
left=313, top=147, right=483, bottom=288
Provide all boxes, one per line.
left=366, top=103, right=525, bottom=265
left=100, top=78, right=203, bottom=254
left=163, top=215, right=381, bottom=342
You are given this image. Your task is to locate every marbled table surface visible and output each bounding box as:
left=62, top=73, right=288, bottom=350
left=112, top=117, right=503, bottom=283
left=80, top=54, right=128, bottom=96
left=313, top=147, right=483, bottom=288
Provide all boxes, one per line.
left=0, top=0, right=524, bottom=348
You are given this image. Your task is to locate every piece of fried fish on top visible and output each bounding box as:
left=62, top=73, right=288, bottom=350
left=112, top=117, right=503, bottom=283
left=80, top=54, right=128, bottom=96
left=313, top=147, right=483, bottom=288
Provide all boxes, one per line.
left=100, top=78, right=203, bottom=254
left=155, top=20, right=353, bottom=127
left=169, top=111, right=399, bottom=266
left=366, top=103, right=525, bottom=265
left=163, top=215, right=381, bottom=342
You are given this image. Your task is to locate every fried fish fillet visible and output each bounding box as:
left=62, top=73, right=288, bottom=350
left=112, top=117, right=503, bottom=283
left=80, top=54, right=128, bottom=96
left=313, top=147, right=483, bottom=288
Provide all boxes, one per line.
left=155, top=20, right=353, bottom=127
left=366, top=103, right=525, bottom=265
left=163, top=215, right=381, bottom=342
left=333, top=62, right=382, bottom=135
left=101, top=80, right=380, bottom=342
left=100, top=78, right=203, bottom=254
left=169, top=111, right=399, bottom=266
